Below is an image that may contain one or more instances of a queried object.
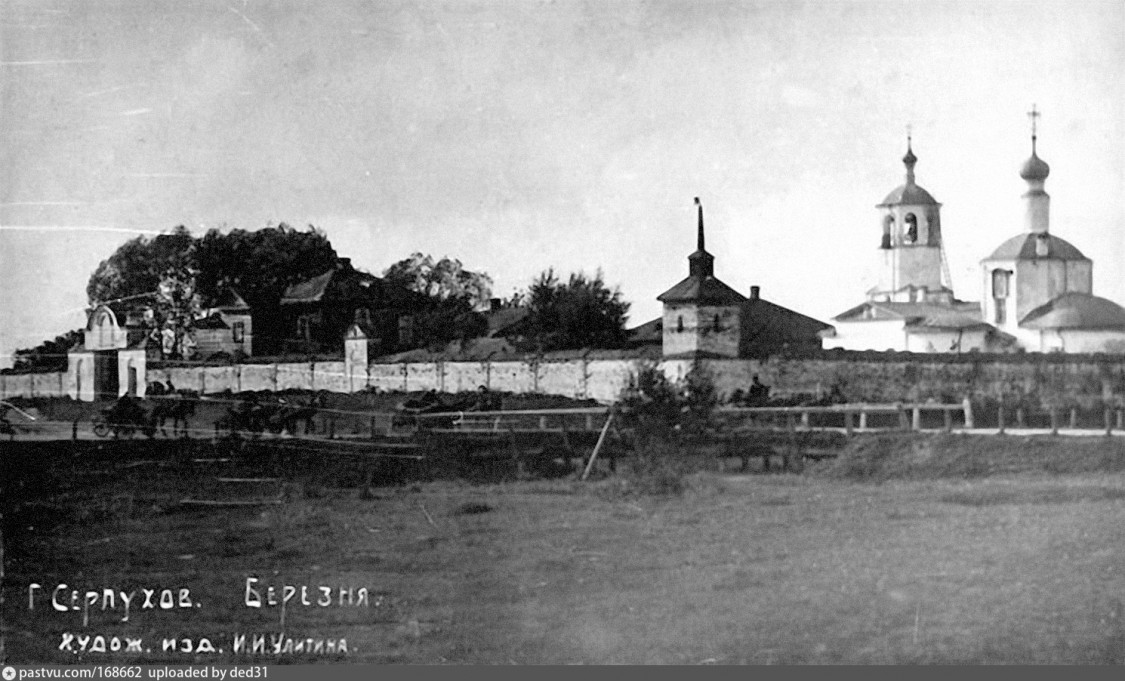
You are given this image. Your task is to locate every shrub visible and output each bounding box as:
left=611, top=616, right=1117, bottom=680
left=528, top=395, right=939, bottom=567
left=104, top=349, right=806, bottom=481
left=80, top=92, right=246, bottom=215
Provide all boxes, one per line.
left=616, top=362, right=718, bottom=495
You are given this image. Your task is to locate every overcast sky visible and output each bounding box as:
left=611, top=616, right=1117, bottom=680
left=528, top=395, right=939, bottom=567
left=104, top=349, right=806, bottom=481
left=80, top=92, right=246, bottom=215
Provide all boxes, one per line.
left=2, top=0, right=1123, bottom=367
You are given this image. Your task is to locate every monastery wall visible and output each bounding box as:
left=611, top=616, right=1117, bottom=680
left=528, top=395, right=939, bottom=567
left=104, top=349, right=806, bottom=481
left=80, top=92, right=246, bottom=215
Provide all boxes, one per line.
left=6, top=354, right=1125, bottom=411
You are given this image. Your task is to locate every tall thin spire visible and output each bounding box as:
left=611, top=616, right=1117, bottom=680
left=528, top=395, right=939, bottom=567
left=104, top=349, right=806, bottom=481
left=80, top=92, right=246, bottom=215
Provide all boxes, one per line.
left=694, top=196, right=705, bottom=251
left=1028, top=103, right=1040, bottom=153
left=688, top=196, right=714, bottom=278
left=902, top=125, right=917, bottom=185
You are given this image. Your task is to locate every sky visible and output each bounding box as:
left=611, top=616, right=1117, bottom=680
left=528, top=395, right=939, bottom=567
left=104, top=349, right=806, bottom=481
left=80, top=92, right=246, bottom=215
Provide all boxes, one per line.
left=2, top=0, right=1123, bottom=367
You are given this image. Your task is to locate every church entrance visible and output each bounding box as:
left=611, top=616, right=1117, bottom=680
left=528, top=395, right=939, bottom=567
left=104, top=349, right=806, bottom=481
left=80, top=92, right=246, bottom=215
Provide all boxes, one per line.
left=93, top=351, right=119, bottom=401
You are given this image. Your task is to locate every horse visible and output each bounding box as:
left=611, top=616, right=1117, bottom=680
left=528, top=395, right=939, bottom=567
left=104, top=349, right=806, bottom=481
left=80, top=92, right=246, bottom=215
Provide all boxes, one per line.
left=149, top=390, right=199, bottom=438
left=270, top=391, right=328, bottom=436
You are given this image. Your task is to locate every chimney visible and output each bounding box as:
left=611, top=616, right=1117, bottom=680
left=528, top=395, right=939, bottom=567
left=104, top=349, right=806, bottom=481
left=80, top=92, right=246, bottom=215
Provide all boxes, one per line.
left=490, top=297, right=502, bottom=312
left=750, top=285, right=760, bottom=300
left=337, top=257, right=351, bottom=269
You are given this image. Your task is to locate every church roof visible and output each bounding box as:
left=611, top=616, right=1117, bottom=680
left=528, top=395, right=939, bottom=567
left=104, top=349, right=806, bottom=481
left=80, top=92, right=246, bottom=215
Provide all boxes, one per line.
left=878, top=183, right=940, bottom=208
left=1020, top=293, right=1125, bottom=330
left=985, top=232, right=1088, bottom=261
left=833, top=300, right=984, bottom=327
left=657, top=275, right=747, bottom=305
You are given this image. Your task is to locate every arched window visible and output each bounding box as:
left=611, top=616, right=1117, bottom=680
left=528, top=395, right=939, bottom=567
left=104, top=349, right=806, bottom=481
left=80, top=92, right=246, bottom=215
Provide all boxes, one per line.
left=676, top=316, right=684, bottom=332
left=713, top=314, right=721, bottom=332
left=881, top=215, right=894, bottom=249
left=903, top=213, right=918, bottom=244
left=992, top=269, right=1011, bottom=324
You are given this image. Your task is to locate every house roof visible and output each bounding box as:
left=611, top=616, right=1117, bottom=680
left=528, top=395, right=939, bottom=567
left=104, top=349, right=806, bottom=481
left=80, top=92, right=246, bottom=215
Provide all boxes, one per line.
left=626, top=317, right=663, bottom=345
left=485, top=305, right=531, bottom=337
left=742, top=297, right=833, bottom=337
left=1021, top=292, right=1125, bottom=330
left=213, top=288, right=250, bottom=311
left=657, top=275, right=747, bottom=305
left=193, top=312, right=229, bottom=330
left=985, top=232, right=1088, bottom=262
left=833, top=300, right=984, bottom=327
left=281, top=269, right=338, bottom=304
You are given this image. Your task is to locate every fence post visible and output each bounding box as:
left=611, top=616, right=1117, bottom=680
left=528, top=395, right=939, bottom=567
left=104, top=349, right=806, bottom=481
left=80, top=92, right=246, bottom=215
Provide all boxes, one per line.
left=943, top=409, right=952, bottom=432
left=1016, top=407, right=1025, bottom=429
left=897, top=404, right=909, bottom=430
left=962, top=397, right=974, bottom=429
left=844, top=410, right=854, bottom=437
left=73, top=418, right=79, bottom=440
left=800, top=411, right=810, bottom=428
left=370, top=416, right=377, bottom=440
left=911, top=406, right=921, bottom=431
left=1050, top=407, right=1058, bottom=435
left=859, top=410, right=867, bottom=429
left=1105, top=407, right=1113, bottom=436
left=1069, top=408, right=1078, bottom=429
left=997, top=401, right=1005, bottom=435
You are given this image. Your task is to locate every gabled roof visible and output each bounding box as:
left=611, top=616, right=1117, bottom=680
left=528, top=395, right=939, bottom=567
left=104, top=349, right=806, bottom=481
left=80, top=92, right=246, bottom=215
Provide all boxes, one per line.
left=833, top=300, right=984, bottom=326
left=742, top=297, right=833, bottom=337
left=281, top=269, right=338, bottom=304
left=1021, top=292, right=1125, bottom=330
left=193, top=312, right=229, bottom=330
left=657, top=275, right=747, bottom=305
left=985, top=232, right=1088, bottom=262
left=626, top=317, right=663, bottom=345
left=213, top=288, right=250, bottom=311
left=485, top=306, right=531, bottom=338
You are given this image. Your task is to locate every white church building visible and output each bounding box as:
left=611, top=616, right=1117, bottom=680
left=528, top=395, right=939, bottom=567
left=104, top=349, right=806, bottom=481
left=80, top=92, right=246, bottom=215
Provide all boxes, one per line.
left=822, top=111, right=1125, bottom=354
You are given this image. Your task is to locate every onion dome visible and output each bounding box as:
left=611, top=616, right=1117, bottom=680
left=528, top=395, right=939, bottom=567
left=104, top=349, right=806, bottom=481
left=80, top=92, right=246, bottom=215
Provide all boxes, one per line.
left=1019, top=148, right=1050, bottom=181
left=878, top=138, right=939, bottom=207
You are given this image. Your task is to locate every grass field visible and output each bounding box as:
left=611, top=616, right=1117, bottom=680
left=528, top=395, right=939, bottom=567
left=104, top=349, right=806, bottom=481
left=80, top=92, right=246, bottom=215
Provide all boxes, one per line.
left=3, top=432, right=1125, bottom=665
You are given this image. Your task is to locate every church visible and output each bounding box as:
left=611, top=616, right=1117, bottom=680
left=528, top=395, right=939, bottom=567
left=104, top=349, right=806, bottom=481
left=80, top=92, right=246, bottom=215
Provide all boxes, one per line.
left=821, top=110, right=1125, bottom=354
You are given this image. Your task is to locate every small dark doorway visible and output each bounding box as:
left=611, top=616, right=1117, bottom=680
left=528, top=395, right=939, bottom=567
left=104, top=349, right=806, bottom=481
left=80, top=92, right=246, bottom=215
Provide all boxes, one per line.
left=93, top=351, right=119, bottom=401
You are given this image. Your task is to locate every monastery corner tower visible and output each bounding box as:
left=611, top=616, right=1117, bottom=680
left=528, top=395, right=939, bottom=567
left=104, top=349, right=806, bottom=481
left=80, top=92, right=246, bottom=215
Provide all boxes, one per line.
left=657, top=198, right=746, bottom=357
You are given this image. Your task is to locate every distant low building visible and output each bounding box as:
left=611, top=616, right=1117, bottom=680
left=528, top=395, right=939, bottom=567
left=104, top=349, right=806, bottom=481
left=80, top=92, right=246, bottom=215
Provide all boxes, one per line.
left=193, top=288, right=253, bottom=359
left=280, top=258, right=421, bottom=355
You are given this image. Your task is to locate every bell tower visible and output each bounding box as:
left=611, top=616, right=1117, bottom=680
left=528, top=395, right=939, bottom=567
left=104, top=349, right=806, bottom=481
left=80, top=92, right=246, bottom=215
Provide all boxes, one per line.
left=869, top=134, right=953, bottom=304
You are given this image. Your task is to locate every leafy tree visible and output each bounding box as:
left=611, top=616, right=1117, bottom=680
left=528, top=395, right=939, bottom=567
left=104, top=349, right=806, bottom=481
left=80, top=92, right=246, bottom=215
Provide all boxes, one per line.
left=86, top=225, right=196, bottom=307
left=86, top=226, right=200, bottom=351
left=382, top=253, right=493, bottom=308
left=193, top=223, right=338, bottom=311
left=382, top=253, right=492, bottom=350
left=520, top=268, right=630, bottom=351
left=5, top=330, right=84, bottom=374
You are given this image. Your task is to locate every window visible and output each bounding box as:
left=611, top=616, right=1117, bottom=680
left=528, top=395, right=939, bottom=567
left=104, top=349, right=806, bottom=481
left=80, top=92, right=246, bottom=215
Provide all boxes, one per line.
left=992, top=269, right=1011, bottom=325
left=881, top=215, right=894, bottom=249
left=232, top=321, right=245, bottom=343
left=297, top=316, right=310, bottom=341
left=991, top=269, right=1010, bottom=299
left=903, top=213, right=918, bottom=244
left=713, top=314, right=721, bottom=332
left=676, top=316, right=684, bottom=332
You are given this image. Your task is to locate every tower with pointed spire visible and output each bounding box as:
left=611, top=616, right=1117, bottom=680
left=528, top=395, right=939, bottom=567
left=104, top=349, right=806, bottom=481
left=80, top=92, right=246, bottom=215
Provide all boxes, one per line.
left=869, top=135, right=953, bottom=305
left=657, top=197, right=746, bottom=357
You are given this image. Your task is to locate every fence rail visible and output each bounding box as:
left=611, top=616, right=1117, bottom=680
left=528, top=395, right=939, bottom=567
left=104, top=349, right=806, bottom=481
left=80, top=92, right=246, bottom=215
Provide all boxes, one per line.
left=718, top=399, right=975, bottom=434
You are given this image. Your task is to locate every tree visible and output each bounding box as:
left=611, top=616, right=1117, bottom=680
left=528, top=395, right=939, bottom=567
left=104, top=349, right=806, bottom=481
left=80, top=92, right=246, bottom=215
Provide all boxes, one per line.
left=382, top=253, right=493, bottom=308
left=5, top=330, right=84, bottom=374
left=382, top=253, right=492, bottom=350
left=86, top=225, right=200, bottom=353
left=520, top=268, right=630, bottom=351
left=85, top=223, right=340, bottom=356
left=193, top=223, right=338, bottom=311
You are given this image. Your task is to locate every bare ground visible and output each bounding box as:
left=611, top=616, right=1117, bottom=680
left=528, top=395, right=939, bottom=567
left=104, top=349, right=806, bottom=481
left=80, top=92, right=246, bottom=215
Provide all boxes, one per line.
left=2, top=433, right=1124, bottom=665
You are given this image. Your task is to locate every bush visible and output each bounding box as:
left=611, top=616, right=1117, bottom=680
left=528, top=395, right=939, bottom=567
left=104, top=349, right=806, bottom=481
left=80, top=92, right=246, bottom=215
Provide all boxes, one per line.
left=616, top=362, right=718, bottom=495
